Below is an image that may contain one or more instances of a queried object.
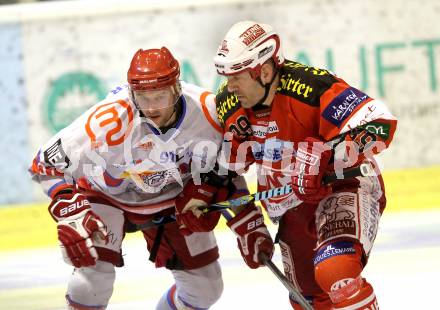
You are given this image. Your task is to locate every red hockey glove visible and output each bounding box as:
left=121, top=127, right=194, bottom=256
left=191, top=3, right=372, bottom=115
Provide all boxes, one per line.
left=227, top=205, right=274, bottom=269
left=292, top=137, right=333, bottom=203
left=174, top=180, right=222, bottom=236
left=49, top=191, right=108, bottom=268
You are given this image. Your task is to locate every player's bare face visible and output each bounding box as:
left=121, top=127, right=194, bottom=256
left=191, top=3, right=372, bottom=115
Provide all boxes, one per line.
left=226, top=71, right=265, bottom=108
left=133, top=87, right=177, bottom=127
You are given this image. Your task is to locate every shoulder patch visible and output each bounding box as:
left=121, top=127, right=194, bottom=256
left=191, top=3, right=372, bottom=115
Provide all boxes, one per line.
left=276, top=60, right=338, bottom=107
left=215, top=81, right=242, bottom=126
left=322, top=87, right=369, bottom=128
left=43, top=138, right=71, bottom=169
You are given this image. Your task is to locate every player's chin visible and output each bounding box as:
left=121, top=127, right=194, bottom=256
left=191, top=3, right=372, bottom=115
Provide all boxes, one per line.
left=242, top=101, right=257, bottom=109
left=239, top=98, right=251, bottom=108
left=147, top=115, right=162, bottom=124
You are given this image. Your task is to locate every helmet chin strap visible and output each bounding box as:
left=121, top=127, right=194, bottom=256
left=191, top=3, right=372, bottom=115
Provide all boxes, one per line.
left=252, top=71, right=278, bottom=109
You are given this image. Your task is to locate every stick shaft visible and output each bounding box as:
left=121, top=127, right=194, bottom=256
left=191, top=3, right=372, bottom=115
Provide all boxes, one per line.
left=259, top=253, right=314, bottom=310
left=131, top=164, right=370, bottom=231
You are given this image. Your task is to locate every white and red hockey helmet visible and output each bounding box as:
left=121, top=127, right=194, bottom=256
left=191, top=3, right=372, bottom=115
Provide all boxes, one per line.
left=214, top=21, right=284, bottom=79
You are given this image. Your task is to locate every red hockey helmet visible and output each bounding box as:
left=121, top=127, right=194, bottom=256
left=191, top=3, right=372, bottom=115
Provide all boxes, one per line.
left=127, top=47, right=180, bottom=91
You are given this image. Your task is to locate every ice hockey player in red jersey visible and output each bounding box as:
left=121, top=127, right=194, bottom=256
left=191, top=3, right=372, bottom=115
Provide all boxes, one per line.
left=30, top=47, right=249, bottom=310
left=180, top=21, right=397, bottom=309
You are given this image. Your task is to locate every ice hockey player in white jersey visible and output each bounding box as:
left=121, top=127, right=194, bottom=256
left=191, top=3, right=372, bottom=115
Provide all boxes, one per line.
left=30, top=47, right=246, bottom=310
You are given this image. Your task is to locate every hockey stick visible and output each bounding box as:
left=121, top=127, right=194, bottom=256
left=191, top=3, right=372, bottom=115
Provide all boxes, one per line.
left=258, top=253, right=314, bottom=310
left=128, top=163, right=373, bottom=232
left=203, top=162, right=374, bottom=213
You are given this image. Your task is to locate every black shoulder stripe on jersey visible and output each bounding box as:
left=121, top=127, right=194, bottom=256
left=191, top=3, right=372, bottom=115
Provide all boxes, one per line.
left=276, top=60, right=338, bottom=107
left=215, top=82, right=243, bottom=126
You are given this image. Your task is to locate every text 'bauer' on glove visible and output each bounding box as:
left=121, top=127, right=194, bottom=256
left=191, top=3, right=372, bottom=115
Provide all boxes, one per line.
left=227, top=204, right=274, bottom=269
left=48, top=191, right=108, bottom=268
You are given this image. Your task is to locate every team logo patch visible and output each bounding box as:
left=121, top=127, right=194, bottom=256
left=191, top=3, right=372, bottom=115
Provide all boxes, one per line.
left=219, top=40, right=229, bottom=54
left=139, top=169, right=179, bottom=193
left=313, top=241, right=356, bottom=265
left=322, top=87, right=369, bottom=128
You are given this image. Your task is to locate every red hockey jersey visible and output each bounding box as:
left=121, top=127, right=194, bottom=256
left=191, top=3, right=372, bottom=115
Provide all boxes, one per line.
left=216, top=60, right=397, bottom=221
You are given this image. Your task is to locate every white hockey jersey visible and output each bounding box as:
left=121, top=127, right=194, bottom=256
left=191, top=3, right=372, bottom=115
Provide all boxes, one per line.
left=30, top=81, right=224, bottom=214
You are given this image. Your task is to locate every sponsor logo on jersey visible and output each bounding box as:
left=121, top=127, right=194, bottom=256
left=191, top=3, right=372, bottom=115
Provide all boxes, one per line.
left=138, top=140, right=154, bottom=150
left=216, top=93, right=240, bottom=125
left=252, top=140, right=283, bottom=162
left=322, top=87, right=369, bottom=128
left=296, top=149, right=319, bottom=166
left=254, top=110, right=271, bottom=118
left=251, top=125, right=267, bottom=138
left=251, top=121, right=279, bottom=138
left=329, top=277, right=363, bottom=304
left=313, top=241, right=356, bottom=265
left=160, top=147, right=192, bottom=163
left=43, top=138, right=71, bottom=169
left=260, top=138, right=294, bottom=160
left=284, top=61, right=330, bottom=76
left=85, top=99, right=134, bottom=147
left=277, top=73, right=314, bottom=99
left=330, top=278, right=355, bottom=292
left=268, top=121, right=279, bottom=133
left=316, top=194, right=357, bottom=243
left=362, top=122, right=391, bottom=140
